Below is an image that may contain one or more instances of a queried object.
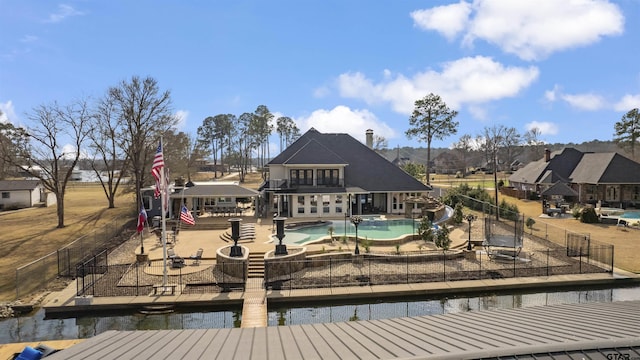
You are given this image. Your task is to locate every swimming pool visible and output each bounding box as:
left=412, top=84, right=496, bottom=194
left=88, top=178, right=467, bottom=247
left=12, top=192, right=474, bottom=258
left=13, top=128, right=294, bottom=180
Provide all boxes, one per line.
left=621, top=210, right=640, bottom=219
left=281, top=218, right=433, bottom=245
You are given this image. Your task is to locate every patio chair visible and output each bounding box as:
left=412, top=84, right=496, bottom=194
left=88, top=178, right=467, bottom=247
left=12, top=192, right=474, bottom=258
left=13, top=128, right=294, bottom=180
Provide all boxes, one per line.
left=167, top=248, right=184, bottom=268
left=189, top=248, right=204, bottom=265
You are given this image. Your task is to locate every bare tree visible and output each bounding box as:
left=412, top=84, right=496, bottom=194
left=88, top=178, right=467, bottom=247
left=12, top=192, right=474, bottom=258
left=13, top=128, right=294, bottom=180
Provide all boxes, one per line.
left=14, top=100, right=90, bottom=227
left=88, top=91, right=129, bottom=208
left=452, top=134, right=473, bottom=176
left=405, top=93, right=459, bottom=184
left=372, top=135, right=388, bottom=151
left=110, top=76, right=178, bottom=209
left=500, top=126, right=522, bottom=170
left=524, top=127, right=544, bottom=160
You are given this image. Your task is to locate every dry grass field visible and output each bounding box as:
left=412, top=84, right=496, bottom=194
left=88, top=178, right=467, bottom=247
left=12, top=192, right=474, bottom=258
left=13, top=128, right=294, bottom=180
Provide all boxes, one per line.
left=0, top=184, right=136, bottom=302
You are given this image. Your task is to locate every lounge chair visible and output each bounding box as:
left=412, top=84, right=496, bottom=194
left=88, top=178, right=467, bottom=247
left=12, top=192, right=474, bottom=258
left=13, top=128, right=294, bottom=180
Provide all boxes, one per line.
left=167, top=248, right=184, bottom=268
left=189, top=248, right=203, bottom=265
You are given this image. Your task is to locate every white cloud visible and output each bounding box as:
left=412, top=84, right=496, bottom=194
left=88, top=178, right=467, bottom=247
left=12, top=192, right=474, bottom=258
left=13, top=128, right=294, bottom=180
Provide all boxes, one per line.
left=525, top=121, right=559, bottom=136
left=336, top=56, right=538, bottom=117
left=61, top=143, right=89, bottom=159
left=613, top=94, right=640, bottom=112
left=544, top=84, right=561, bottom=102
left=0, top=100, right=17, bottom=124
left=414, top=0, right=624, bottom=61
left=174, top=110, right=189, bottom=130
left=561, top=93, right=606, bottom=111
left=411, top=1, right=472, bottom=40
left=45, top=4, right=85, bottom=23
left=295, top=105, right=396, bottom=143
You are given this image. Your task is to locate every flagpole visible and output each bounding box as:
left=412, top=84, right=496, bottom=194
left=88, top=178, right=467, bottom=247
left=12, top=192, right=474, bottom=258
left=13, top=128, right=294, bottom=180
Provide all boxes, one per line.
left=160, top=138, right=168, bottom=287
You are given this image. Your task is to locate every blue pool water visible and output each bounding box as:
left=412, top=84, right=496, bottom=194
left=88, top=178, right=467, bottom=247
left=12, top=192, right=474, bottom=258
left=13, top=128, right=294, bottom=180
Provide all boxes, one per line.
left=283, top=218, right=426, bottom=244
left=621, top=210, right=640, bottom=219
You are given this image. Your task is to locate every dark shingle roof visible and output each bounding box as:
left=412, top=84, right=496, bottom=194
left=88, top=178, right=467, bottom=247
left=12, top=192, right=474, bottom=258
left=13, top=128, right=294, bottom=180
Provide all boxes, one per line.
left=510, top=148, right=640, bottom=185
left=268, top=129, right=431, bottom=192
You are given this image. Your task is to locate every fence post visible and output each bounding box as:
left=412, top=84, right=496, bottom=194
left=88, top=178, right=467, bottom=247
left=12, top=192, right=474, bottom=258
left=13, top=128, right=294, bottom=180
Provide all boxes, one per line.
left=329, top=258, right=332, bottom=289
left=479, top=250, right=482, bottom=279
left=579, top=248, right=583, bottom=274
left=136, top=262, right=139, bottom=297
left=610, top=245, right=614, bottom=273
left=289, top=260, right=292, bottom=291
left=406, top=255, right=409, bottom=284
left=443, top=251, right=446, bottom=282
left=546, top=249, right=550, bottom=277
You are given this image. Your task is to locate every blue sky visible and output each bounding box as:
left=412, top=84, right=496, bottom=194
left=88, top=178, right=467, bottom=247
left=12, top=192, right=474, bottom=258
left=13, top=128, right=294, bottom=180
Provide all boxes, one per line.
left=1, top=0, right=639, bottom=152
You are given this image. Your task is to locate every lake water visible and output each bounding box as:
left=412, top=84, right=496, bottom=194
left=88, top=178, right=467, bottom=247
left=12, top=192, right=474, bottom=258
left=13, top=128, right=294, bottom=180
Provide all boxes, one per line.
left=2, top=284, right=639, bottom=344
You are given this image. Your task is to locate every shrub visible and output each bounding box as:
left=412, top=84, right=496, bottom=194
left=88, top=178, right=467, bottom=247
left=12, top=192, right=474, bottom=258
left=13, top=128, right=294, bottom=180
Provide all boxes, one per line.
left=434, top=226, right=451, bottom=251
left=580, top=207, right=599, bottom=223
left=394, top=243, right=401, bottom=254
left=453, top=202, right=464, bottom=224
left=572, top=205, right=582, bottom=219
left=525, top=217, right=535, bottom=230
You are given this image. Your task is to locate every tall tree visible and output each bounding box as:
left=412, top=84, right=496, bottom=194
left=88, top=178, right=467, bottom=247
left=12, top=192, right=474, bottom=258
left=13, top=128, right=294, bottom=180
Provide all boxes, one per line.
left=0, top=115, right=30, bottom=179
left=197, top=115, right=228, bottom=178
left=452, top=134, right=473, bottom=176
left=11, top=100, right=90, bottom=227
left=614, top=108, right=640, bottom=159
left=163, top=130, right=205, bottom=182
left=276, top=116, right=299, bottom=152
left=524, top=127, right=544, bottom=159
left=234, top=112, right=254, bottom=182
left=405, top=93, right=459, bottom=184
left=252, top=105, right=274, bottom=178
left=110, top=76, right=177, bottom=209
left=482, top=125, right=506, bottom=220
left=500, top=126, right=522, bottom=170
left=88, top=90, right=129, bottom=208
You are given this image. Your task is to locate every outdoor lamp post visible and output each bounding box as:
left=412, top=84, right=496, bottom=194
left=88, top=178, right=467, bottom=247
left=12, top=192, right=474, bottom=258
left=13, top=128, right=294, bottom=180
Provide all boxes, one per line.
left=274, top=217, right=288, bottom=255
left=350, top=215, right=363, bottom=255
left=465, top=214, right=477, bottom=251
left=229, top=218, right=243, bottom=257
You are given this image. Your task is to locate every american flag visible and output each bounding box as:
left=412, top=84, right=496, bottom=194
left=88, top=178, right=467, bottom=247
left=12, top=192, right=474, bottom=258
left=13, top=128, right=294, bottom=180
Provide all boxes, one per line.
left=151, top=140, right=164, bottom=198
left=180, top=204, right=196, bottom=225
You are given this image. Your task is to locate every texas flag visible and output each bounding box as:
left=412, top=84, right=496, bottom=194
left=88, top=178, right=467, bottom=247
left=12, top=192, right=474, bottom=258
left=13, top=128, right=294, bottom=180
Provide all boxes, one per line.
left=137, top=206, right=148, bottom=233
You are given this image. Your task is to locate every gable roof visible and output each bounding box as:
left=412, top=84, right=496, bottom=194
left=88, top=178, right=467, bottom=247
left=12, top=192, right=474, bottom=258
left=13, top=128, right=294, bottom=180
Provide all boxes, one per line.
left=510, top=148, right=640, bottom=185
left=540, top=181, right=579, bottom=197
left=268, top=128, right=431, bottom=192
left=0, top=180, right=41, bottom=191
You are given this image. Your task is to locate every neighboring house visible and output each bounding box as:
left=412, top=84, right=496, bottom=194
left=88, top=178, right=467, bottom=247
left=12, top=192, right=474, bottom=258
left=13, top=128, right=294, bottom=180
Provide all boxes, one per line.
left=509, top=148, right=640, bottom=208
left=0, top=179, right=53, bottom=209
left=261, top=128, right=432, bottom=218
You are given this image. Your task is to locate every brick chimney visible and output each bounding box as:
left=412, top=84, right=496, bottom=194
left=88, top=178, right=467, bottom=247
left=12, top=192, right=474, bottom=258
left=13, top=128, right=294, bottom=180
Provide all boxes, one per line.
left=544, top=148, right=551, bottom=162
left=366, top=129, right=373, bottom=148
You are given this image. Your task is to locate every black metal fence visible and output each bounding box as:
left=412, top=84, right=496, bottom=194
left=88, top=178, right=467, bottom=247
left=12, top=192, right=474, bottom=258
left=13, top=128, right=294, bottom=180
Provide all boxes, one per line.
left=75, top=260, right=246, bottom=297
left=15, top=217, right=127, bottom=300
left=264, top=246, right=611, bottom=290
